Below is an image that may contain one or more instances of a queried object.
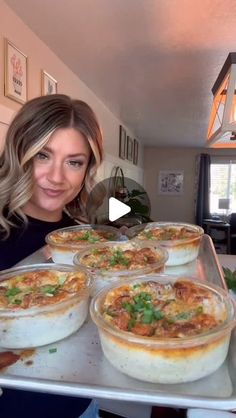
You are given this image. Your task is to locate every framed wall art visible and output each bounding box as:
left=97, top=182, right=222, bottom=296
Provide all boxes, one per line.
left=41, top=70, right=58, bottom=95
left=158, top=170, right=184, bottom=195
left=4, top=39, right=28, bottom=104
left=133, top=139, right=139, bottom=165
left=126, top=136, right=133, bottom=161
left=119, top=125, right=126, bottom=159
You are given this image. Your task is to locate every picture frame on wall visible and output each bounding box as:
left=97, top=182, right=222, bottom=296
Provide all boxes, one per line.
left=119, top=125, right=126, bottom=159
left=126, top=136, right=133, bottom=161
left=41, top=70, right=58, bottom=95
left=4, top=39, right=28, bottom=104
left=158, top=170, right=184, bottom=195
left=133, top=139, right=139, bottom=165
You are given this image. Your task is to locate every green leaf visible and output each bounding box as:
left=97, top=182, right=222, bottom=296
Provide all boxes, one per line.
left=128, top=189, right=146, bottom=198
left=126, top=199, right=149, bottom=215
left=223, top=267, right=236, bottom=292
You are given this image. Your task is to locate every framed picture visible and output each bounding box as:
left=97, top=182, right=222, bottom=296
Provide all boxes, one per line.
left=158, top=170, right=184, bottom=195
left=41, top=70, right=57, bottom=95
left=119, top=125, right=126, bottom=159
left=4, top=39, right=27, bottom=104
left=126, top=136, right=133, bottom=161
left=133, top=139, right=139, bottom=165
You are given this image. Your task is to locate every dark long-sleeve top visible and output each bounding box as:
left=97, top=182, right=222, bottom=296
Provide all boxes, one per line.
left=0, top=212, right=92, bottom=417
left=0, top=212, right=75, bottom=270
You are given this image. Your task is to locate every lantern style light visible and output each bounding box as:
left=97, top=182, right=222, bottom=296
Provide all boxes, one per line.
left=207, top=53, right=236, bottom=148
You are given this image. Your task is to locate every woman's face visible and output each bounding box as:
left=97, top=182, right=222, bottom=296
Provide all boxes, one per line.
left=23, top=128, right=91, bottom=221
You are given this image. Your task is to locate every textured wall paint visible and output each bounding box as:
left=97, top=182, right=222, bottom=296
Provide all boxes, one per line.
left=0, top=1, right=143, bottom=180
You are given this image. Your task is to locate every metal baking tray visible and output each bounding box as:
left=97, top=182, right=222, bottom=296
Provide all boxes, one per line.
left=0, top=234, right=235, bottom=410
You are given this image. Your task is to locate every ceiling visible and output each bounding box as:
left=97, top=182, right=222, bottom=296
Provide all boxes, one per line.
left=5, top=0, right=236, bottom=147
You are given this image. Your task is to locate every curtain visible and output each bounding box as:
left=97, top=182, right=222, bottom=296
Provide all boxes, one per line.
left=195, top=153, right=211, bottom=227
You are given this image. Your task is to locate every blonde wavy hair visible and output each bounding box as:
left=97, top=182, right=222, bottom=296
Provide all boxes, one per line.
left=0, top=94, right=103, bottom=236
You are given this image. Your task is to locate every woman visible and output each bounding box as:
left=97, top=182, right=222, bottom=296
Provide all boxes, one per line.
left=0, top=94, right=103, bottom=418
left=0, top=93, right=103, bottom=270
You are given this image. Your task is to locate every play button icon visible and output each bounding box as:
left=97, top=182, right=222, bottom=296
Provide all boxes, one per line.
left=108, top=197, right=131, bottom=222
left=86, top=175, right=151, bottom=226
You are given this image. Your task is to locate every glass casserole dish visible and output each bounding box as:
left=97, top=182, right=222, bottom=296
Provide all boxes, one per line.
left=126, top=222, right=204, bottom=266
left=90, top=275, right=236, bottom=383
left=0, top=263, right=92, bottom=348
left=45, top=224, right=121, bottom=264
left=74, top=240, right=168, bottom=294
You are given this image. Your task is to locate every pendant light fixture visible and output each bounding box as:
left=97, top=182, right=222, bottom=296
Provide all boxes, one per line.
left=207, top=53, right=236, bottom=147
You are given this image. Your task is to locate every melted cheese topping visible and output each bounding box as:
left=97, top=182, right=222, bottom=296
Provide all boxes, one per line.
left=137, top=226, right=199, bottom=241
left=80, top=247, right=162, bottom=271
left=102, top=280, right=227, bottom=338
left=49, top=229, right=117, bottom=245
left=0, top=270, right=87, bottom=310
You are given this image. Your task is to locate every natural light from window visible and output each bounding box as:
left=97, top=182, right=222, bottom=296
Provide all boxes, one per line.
left=210, top=161, right=236, bottom=216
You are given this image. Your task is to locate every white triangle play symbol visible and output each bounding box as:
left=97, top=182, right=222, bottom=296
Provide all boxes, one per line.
left=109, top=197, right=131, bottom=222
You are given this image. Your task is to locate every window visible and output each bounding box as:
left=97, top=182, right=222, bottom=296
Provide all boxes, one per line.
left=210, top=158, right=236, bottom=215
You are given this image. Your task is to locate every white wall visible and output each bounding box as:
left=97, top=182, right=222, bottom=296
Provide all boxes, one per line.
left=0, top=1, right=143, bottom=182
left=5, top=0, right=235, bottom=225
left=144, top=146, right=236, bottom=223
left=0, top=103, right=14, bottom=153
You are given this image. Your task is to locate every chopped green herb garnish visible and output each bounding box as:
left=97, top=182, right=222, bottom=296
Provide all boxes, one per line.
left=5, top=287, right=21, bottom=297
left=88, top=236, right=100, bottom=243
left=128, top=318, right=136, bottom=331
left=121, top=290, right=167, bottom=326
left=139, top=292, right=152, bottom=301
left=78, top=231, right=100, bottom=243
left=14, top=276, right=26, bottom=283
left=196, top=306, right=203, bottom=315
left=49, top=348, right=57, bottom=354
left=41, top=285, right=58, bottom=296
left=154, top=310, right=164, bottom=320
left=133, top=284, right=141, bottom=289
left=58, top=275, right=67, bottom=285
left=133, top=301, right=145, bottom=311
left=141, top=307, right=165, bottom=324
left=142, top=309, right=154, bottom=324
left=122, top=302, right=134, bottom=313
left=175, top=311, right=191, bottom=320
left=76, top=231, right=90, bottom=240
left=143, top=230, right=154, bottom=239
left=109, top=249, right=129, bottom=267
left=13, top=299, right=22, bottom=305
